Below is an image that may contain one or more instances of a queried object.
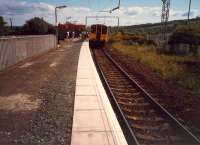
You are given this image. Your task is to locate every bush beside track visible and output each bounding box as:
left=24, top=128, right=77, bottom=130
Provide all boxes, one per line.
left=108, top=33, right=200, bottom=96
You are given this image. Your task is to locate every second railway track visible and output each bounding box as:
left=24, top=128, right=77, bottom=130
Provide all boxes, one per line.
left=92, top=48, right=200, bottom=145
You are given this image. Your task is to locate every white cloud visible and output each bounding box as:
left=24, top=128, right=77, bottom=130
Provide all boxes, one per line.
left=0, top=0, right=55, bottom=25
left=125, top=7, right=144, bottom=16
left=113, top=6, right=200, bottom=25
left=0, top=0, right=199, bottom=26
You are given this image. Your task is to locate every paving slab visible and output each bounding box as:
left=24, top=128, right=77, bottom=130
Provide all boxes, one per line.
left=71, top=41, right=128, bottom=145
left=74, top=95, right=103, bottom=110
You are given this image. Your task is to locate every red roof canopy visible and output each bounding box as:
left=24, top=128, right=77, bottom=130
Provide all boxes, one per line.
left=58, top=23, right=86, bottom=31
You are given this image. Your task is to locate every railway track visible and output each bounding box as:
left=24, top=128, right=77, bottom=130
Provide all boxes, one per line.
left=92, top=48, right=200, bottom=145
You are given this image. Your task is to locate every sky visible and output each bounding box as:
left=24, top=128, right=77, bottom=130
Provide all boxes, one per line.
left=0, top=0, right=200, bottom=26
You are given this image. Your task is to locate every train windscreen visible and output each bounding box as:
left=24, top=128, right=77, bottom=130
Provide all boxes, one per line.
left=102, top=26, right=107, bottom=34
left=96, top=25, right=101, bottom=34
left=91, top=25, right=96, bottom=33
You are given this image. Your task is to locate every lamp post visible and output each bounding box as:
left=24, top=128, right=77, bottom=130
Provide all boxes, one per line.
left=66, top=16, right=72, bottom=23
left=9, top=18, right=13, bottom=30
left=188, top=0, right=192, bottom=22
left=55, top=5, right=67, bottom=45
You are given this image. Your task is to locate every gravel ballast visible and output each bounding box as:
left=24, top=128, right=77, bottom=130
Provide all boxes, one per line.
left=0, top=40, right=81, bottom=145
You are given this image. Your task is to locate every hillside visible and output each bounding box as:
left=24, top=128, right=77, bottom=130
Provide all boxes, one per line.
left=111, top=17, right=200, bottom=36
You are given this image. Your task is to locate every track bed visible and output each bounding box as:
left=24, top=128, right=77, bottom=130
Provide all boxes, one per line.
left=92, top=48, right=200, bottom=145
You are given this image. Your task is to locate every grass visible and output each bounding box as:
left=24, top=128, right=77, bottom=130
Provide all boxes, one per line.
left=111, top=42, right=200, bottom=95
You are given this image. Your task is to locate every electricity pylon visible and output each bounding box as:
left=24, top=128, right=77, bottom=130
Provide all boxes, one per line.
left=161, top=0, right=170, bottom=41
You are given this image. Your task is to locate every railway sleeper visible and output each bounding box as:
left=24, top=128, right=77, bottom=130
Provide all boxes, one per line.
left=115, top=95, right=147, bottom=103
left=126, top=115, right=164, bottom=123
left=118, top=101, right=150, bottom=107
left=125, top=110, right=160, bottom=118
left=113, top=91, right=141, bottom=96
left=109, top=84, right=134, bottom=89
left=116, top=96, right=147, bottom=103
left=132, top=122, right=180, bottom=136
left=105, top=75, right=127, bottom=79
left=135, top=130, right=182, bottom=144
left=131, top=123, right=163, bottom=131
left=120, top=103, right=153, bottom=111
left=107, top=79, right=131, bottom=85
left=137, top=135, right=184, bottom=145
left=110, top=87, right=137, bottom=92
left=122, top=107, right=156, bottom=114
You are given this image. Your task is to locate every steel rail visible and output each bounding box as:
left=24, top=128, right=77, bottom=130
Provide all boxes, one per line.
left=91, top=48, right=140, bottom=145
left=101, top=49, right=200, bottom=145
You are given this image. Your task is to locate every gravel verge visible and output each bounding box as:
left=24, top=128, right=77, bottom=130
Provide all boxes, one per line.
left=0, top=40, right=81, bottom=145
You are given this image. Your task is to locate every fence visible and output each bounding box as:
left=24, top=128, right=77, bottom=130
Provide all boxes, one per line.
left=0, top=35, right=57, bottom=71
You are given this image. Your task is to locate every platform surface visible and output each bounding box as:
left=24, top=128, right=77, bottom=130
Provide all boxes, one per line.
left=71, top=42, right=128, bottom=145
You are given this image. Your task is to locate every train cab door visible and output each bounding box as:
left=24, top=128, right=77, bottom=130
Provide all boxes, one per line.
left=96, top=25, right=101, bottom=42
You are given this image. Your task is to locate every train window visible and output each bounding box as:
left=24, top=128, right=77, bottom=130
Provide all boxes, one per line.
left=102, top=26, right=107, bottom=34
left=91, top=25, right=96, bottom=33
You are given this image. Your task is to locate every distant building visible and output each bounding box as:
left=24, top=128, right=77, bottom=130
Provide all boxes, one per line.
left=58, top=23, right=85, bottom=32
left=57, top=23, right=86, bottom=39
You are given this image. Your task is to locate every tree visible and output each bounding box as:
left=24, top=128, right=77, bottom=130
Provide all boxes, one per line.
left=0, top=16, right=7, bottom=35
left=169, top=24, right=200, bottom=45
left=23, top=17, right=55, bottom=35
left=0, top=16, right=6, bottom=27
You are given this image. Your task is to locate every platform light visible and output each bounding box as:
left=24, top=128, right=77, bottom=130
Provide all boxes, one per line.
left=55, top=5, right=67, bottom=45
left=188, top=0, right=192, bottom=22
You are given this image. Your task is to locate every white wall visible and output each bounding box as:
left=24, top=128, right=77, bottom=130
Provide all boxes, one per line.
left=0, top=35, right=57, bottom=71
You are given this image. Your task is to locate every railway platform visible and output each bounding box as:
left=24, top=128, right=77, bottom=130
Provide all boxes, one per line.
left=71, top=41, right=128, bottom=145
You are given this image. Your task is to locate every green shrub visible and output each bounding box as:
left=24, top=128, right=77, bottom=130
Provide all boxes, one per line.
left=109, top=32, right=156, bottom=45
left=111, top=42, right=200, bottom=94
left=0, top=16, right=9, bottom=36
left=23, top=17, right=55, bottom=35
left=169, top=24, right=200, bottom=45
